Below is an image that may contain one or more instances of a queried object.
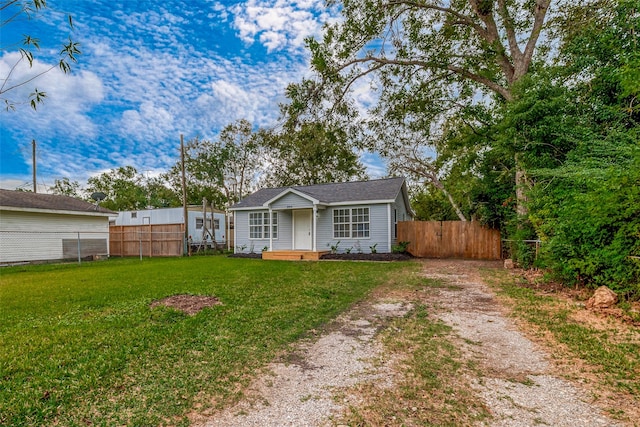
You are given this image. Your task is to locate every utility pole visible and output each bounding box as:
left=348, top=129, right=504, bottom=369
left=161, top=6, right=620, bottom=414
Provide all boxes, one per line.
left=180, top=134, right=190, bottom=255
left=32, top=139, right=37, bottom=193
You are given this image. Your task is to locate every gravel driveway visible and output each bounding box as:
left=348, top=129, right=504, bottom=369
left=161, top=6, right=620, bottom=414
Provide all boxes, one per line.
left=193, top=260, right=623, bottom=426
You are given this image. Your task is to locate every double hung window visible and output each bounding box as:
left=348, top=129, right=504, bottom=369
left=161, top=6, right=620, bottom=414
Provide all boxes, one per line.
left=249, top=212, right=278, bottom=239
left=333, top=207, right=369, bottom=239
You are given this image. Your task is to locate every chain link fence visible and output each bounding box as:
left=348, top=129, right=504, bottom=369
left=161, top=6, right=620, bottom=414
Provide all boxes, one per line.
left=0, top=230, right=110, bottom=265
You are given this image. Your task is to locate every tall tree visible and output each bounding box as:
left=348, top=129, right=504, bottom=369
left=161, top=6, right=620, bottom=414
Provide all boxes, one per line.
left=1, top=0, right=80, bottom=111
left=296, top=0, right=555, bottom=214
left=86, top=166, right=147, bottom=211
left=165, top=137, right=228, bottom=207
left=218, top=119, right=262, bottom=203
left=519, top=0, right=640, bottom=292
left=145, top=176, right=181, bottom=208
left=261, top=122, right=366, bottom=187
left=165, top=120, right=262, bottom=207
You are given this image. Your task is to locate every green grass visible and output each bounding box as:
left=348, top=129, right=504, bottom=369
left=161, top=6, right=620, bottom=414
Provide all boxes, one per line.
left=0, top=256, right=417, bottom=426
left=483, top=270, right=640, bottom=397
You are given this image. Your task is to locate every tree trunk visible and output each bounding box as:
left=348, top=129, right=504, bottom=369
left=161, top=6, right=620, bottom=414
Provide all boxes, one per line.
left=515, top=153, right=529, bottom=217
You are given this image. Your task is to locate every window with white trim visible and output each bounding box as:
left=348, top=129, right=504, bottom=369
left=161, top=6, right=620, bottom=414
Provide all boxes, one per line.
left=249, top=212, right=278, bottom=239
left=333, top=207, right=370, bottom=238
left=196, top=218, right=204, bottom=229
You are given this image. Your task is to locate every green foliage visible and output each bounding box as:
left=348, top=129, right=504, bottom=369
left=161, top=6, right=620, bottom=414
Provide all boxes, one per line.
left=0, top=257, right=415, bottom=426
left=86, top=166, right=148, bottom=211
left=165, top=120, right=262, bottom=208
left=531, top=141, right=640, bottom=295
left=51, top=177, right=84, bottom=199
left=260, top=122, right=366, bottom=187
left=392, top=241, right=410, bottom=254
left=410, top=185, right=461, bottom=221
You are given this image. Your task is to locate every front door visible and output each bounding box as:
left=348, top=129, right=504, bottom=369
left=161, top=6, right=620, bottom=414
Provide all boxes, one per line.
left=293, top=210, right=312, bottom=250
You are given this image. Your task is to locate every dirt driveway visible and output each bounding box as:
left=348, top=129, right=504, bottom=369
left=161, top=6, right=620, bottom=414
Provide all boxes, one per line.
left=193, top=259, right=627, bottom=426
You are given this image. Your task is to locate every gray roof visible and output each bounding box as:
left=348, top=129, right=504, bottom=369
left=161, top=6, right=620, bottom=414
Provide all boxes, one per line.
left=0, top=189, right=115, bottom=215
left=231, top=177, right=407, bottom=209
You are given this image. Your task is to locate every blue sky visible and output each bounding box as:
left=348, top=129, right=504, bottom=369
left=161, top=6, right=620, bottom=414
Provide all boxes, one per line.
left=0, top=0, right=385, bottom=192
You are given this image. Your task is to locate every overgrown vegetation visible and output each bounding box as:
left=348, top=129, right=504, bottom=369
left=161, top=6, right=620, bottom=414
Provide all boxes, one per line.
left=293, top=0, right=640, bottom=299
left=484, top=269, right=640, bottom=399
left=0, top=257, right=416, bottom=426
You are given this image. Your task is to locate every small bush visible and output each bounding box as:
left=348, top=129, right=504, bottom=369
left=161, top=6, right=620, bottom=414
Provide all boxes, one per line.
left=392, top=241, right=410, bottom=254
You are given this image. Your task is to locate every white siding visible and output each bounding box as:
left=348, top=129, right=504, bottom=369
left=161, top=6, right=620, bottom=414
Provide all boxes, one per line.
left=392, top=190, right=413, bottom=244
left=270, top=193, right=313, bottom=210
left=0, top=210, right=110, bottom=263
left=318, top=204, right=390, bottom=253
left=234, top=210, right=294, bottom=252
left=187, top=211, right=226, bottom=243
left=115, top=207, right=226, bottom=244
left=273, top=211, right=293, bottom=250
left=234, top=199, right=411, bottom=254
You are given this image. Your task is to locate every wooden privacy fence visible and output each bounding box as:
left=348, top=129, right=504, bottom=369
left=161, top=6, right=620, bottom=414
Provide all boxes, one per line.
left=110, top=224, right=184, bottom=257
left=397, top=221, right=501, bottom=260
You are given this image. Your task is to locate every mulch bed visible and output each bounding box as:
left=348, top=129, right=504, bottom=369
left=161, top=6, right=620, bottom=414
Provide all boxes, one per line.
left=227, top=253, right=413, bottom=261
left=320, top=253, right=413, bottom=261
left=228, top=253, right=263, bottom=259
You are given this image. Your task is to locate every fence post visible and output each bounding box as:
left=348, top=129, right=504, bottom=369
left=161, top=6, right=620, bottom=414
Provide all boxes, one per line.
left=139, top=231, right=143, bottom=260
left=77, top=232, right=81, bottom=264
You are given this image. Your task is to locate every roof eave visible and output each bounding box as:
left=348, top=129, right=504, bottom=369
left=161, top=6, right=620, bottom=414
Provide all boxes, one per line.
left=1, top=205, right=115, bottom=217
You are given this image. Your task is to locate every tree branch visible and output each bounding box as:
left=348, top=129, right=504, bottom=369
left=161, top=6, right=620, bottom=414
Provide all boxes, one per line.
left=447, top=64, right=513, bottom=101
left=386, top=0, right=487, bottom=38
left=497, top=0, right=523, bottom=65
left=519, top=0, right=551, bottom=79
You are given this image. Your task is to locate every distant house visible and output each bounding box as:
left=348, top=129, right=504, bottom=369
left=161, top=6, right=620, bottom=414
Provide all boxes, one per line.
left=113, top=206, right=227, bottom=245
left=0, top=189, right=115, bottom=264
left=229, top=177, right=412, bottom=257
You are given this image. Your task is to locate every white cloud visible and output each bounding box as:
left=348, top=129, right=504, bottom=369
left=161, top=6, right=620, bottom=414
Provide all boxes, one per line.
left=0, top=1, right=346, bottom=191
left=119, top=101, right=175, bottom=140
left=360, top=152, right=387, bottom=179
left=230, top=0, right=330, bottom=52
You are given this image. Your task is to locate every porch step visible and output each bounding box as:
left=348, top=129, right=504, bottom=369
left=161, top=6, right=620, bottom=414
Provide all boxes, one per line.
left=262, top=250, right=329, bottom=261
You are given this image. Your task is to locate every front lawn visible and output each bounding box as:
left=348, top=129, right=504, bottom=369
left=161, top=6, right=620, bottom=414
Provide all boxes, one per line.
left=0, top=256, right=417, bottom=426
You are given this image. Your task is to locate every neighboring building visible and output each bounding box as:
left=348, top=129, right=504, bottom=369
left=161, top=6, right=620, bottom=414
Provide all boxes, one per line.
left=0, top=189, right=115, bottom=264
left=229, top=177, right=413, bottom=255
left=113, top=206, right=227, bottom=244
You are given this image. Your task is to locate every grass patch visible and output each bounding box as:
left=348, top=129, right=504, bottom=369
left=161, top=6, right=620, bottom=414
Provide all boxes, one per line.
left=0, top=256, right=418, bottom=426
left=334, top=302, right=490, bottom=426
left=482, top=269, right=640, bottom=397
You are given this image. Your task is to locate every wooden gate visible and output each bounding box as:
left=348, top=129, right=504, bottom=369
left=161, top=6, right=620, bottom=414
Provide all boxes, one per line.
left=110, top=224, right=184, bottom=257
left=397, top=221, right=501, bottom=260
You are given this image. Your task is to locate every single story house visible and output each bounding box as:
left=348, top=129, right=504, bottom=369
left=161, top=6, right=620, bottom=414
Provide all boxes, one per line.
left=229, top=177, right=413, bottom=258
left=0, top=189, right=115, bottom=264
left=113, top=206, right=227, bottom=245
